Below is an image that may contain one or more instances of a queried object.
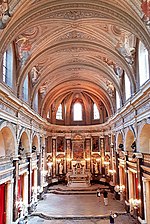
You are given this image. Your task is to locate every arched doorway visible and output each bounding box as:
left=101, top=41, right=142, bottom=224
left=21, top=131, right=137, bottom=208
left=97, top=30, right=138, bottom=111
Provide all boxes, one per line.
left=139, top=124, right=150, bottom=153
left=125, top=129, right=135, bottom=152
left=32, top=135, right=39, bottom=153
left=116, top=132, right=124, bottom=151
left=0, top=126, right=16, bottom=157
left=139, top=124, right=150, bottom=223
left=0, top=125, right=16, bottom=224
left=19, top=131, right=30, bottom=153
left=18, top=131, right=30, bottom=219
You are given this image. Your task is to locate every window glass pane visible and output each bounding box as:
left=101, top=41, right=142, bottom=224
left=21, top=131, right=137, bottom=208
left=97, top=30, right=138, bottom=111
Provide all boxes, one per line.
left=125, top=73, right=131, bottom=100
left=34, top=93, right=38, bottom=112
left=116, top=90, right=121, bottom=109
left=73, top=102, right=82, bottom=121
left=3, top=52, right=7, bottom=82
left=93, top=103, right=100, bottom=119
left=22, top=75, right=28, bottom=102
left=56, top=104, right=62, bottom=120
left=2, top=45, right=13, bottom=87
left=139, top=42, right=149, bottom=86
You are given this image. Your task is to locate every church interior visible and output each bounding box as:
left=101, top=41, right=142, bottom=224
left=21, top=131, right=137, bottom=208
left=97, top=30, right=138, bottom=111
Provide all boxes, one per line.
left=0, top=0, right=150, bottom=223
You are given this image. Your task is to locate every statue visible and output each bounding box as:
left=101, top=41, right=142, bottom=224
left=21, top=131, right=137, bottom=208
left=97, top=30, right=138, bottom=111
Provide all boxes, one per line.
left=106, top=80, right=114, bottom=97
left=94, top=162, right=98, bottom=173
left=39, top=82, right=47, bottom=98
left=59, top=163, right=63, bottom=175
left=31, top=66, right=40, bottom=84
left=115, top=34, right=134, bottom=65
left=0, top=0, right=11, bottom=29
left=141, top=0, right=150, bottom=25
left=103, top=57, right=123, bottom=77
left=16, top=37, right=31, bottom=65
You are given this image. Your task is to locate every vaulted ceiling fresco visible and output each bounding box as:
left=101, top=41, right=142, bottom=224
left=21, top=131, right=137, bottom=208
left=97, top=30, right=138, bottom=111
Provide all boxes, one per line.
left=0, top=0, right=150, bottom=119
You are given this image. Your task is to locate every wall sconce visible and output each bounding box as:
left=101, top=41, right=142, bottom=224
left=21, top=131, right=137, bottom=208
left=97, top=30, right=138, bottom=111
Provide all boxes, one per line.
left=109, top=169, right=116, bottom=174
left=104, top=161, right=110, bottom=165
left=85, top=158, right=90, bottom=161
left=56, top=158, right=61, bottom=163
left=47, top=161, right=53, bottom=167
left=115, top=184, right=125, bottom=193
left=96, top=158, right=101, bottom=162
left=133, top=199, right=141, bottom=208
left=129, top=198, right=141, bottom=209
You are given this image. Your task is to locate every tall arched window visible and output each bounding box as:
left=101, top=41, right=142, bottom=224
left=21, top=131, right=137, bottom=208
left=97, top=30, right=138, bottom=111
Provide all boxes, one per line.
left=93, top=103, right=100, bottom=120
left=33, top=92, right=38, bottom=112
left=116, top=90, right=121, bottom=110
left=125, top=73, right=131, bottom=100
left=3, top=44, right=13, bottom=87
left=73, top=102, right=82, bottom=121
left=56, top=104, right=62, bottom=120
left=22, top=75, right=29, bottom=102
left=139, top=41, right=149, bottom=86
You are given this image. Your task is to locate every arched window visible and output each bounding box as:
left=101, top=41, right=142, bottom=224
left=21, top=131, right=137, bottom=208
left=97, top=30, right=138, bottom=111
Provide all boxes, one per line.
left=116, top=90, right=121, bottom=110
left=93, top=103, right=100, bottom=120
left=3, top=44, right=13, bottom=87
left=56, top=104, right=62, bottom=120
left=22, top=75, right=28, bottom=102
left=125, top=73, right=131, bottom=100
left=73, top=102, right=82, bottom=121
left=34, top=92, right=38, bottom=112
left=139, top=41, right=149, bottom=86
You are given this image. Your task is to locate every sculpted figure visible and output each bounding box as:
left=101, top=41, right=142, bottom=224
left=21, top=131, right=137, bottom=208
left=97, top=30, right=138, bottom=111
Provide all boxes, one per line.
left=16, top=37, right=31, bottom=65
left=0, top=0, right=11, bottom=29
left=31, top=66, right=39, bottom=84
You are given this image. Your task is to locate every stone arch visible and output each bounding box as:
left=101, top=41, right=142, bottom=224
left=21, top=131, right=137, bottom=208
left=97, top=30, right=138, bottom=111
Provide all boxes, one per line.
left=116, top=131, right=124, bottom=150
left=19, top=130, right=30, bottom=153
left=32, top=134, right=40, bottom=152
left=124, top=128, right=135, bottom=151
left=0, top=122, right=17, bottom=157
left=138, top=124, right=150, bottom=153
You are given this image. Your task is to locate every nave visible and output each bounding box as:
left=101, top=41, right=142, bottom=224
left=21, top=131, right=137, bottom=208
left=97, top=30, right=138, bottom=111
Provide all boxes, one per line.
left=28, top=184, right=137, bottom=224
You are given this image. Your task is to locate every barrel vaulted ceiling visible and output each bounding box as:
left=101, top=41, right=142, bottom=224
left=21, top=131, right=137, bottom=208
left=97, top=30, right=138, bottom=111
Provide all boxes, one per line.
left=0, top=0, right=150, bottom=119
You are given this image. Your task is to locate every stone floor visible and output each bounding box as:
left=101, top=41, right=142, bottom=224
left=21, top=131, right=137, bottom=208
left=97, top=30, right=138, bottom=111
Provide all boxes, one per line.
left=28, top=184, right=138, bottom=224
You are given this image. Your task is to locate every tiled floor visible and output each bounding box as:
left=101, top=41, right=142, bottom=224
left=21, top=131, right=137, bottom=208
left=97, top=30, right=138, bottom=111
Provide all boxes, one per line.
left=28, top=184, right=138, bottom=224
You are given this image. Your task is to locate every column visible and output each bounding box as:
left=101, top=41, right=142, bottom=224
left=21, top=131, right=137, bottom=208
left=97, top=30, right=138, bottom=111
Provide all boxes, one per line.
left=145, top=181, right=150, bottom=223
left=37, top=152, right=43, bottom=190
left=85, top=138, right=91, bottom=170
left=137, top=158, right=144, bottom=219
left=34, top=168, right=38, bottom=202
left=128, top=170, right=134, bottom=212
left=23, top=172, right=28, bottom=213
left=66, top=139, right=71, bottom=172
left=100, top=137, right=105, bottom=174
left=26, top=153, right=32, bottom=213
left=6, top=180, right=14, bottom=224
left=63, top=138, right=67, bottom=173
left=12, top=157, right=19, bottom=221
left=52, top=138, right=56, bottom=176
left=115, top=152, right=119, bottom=185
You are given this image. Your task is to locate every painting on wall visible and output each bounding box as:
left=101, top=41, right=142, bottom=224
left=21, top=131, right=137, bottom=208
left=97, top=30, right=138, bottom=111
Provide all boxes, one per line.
left=73, top=141, right=84, bottom=160
left=57, top=137, right=64, bottom=152
left=92, top=136, right=99, bottom=152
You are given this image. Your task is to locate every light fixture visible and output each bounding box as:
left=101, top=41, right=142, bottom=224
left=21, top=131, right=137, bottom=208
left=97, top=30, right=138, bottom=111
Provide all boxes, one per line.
left=109, top=169, right=116, bottom=174
left=114, top=184, right=125, bottom=193
left=104, top=161, right=110, bottom=165
left=129, top=198, right=141, bottom=209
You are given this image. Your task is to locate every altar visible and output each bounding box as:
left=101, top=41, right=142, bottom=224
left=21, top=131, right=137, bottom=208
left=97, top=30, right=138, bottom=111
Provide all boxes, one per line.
left=66, top=161, right=91, bottom=188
